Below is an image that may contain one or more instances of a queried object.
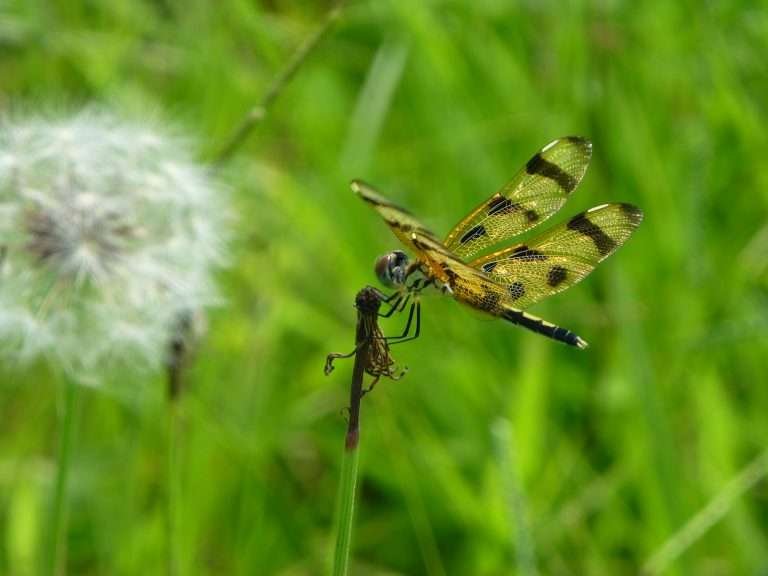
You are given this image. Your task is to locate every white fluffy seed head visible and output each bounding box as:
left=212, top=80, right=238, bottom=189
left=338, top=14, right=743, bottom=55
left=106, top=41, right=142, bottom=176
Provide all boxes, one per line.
left=0, top=109, right=229, bottom=380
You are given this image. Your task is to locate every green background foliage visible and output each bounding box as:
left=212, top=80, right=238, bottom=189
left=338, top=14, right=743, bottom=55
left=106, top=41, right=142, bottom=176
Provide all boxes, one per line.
left=2, top=1, right=768, bottom=574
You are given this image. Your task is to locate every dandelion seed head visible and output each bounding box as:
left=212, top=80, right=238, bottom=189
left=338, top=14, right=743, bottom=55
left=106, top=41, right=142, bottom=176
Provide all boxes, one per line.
left=0, top=109, right=229, bottom=379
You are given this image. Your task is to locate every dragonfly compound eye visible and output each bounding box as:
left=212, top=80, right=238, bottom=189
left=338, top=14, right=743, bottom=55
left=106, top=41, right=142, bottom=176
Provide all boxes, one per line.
left=374, top=250, right=409, bottom=287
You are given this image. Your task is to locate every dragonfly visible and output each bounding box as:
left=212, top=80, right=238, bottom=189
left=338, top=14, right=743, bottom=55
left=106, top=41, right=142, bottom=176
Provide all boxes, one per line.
left=352, top=136, right=643, bottom=349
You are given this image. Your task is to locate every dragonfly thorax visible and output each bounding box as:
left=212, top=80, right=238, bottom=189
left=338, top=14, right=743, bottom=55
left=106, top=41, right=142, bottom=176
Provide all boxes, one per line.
left=375, top=250, right=409, bottom=287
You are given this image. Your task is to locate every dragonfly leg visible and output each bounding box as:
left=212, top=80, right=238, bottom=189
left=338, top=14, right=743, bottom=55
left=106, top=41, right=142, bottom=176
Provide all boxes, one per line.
left=406, top=278, right=423, bottom=293
left=387, top=300, right=421, bottom=345
left=382, top=290, right=401, bottom=303
left=379, top=293, right=405, bottom=318
left=406, top=276, right=434, bottom=296
left=384, top=300, right=415, bottom=340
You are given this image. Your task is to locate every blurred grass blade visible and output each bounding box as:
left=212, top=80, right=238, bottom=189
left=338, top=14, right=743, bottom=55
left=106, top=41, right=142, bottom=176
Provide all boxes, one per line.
left=493, top=418, right=538, bottom=576
left=341, top=38, right=409, bottom=174
left=47, top=380, right=79, bottom=576
left=378, top=396, right=446, bottom=576
left=8, top=466, right=43, bottom=575
left=643, top=449, right=768, bottom=575
left=332, top=442, right=360, bottom=576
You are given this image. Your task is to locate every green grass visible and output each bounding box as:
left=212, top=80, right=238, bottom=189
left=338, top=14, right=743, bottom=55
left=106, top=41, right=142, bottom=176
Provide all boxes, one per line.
left=2, top=1, right=768, bottom=574
left=332, top=440, right=360, bottom=576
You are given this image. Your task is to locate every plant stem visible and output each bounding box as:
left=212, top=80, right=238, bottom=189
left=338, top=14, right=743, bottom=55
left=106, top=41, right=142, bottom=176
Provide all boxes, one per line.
left=165, top=310, right=191, bottom=576
left=332, top=307, right=370, bottom=575
left=47, top=379, right=79, bottom=576
left=333, top=436, right=360, bottom=576
left=166, top=398, right=181, bottom=576
left=329, top=286, right=395, bottom=575
left=211, top=0, right=346, bottom=167
left=332, top=436, right=361, bottom=576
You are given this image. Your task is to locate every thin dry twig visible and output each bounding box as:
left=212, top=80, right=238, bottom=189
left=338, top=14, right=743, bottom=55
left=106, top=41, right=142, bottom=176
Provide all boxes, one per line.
left=212, top=0, right=347, bottom=167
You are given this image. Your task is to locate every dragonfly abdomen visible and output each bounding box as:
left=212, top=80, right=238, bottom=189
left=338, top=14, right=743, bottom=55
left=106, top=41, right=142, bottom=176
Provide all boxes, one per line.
left=500, top=308, right=588, bottom=349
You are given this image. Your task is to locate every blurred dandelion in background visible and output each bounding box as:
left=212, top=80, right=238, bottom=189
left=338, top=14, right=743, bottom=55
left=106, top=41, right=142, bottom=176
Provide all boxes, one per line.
left=0, top=108, right=230, bottom=575
left=0, top=109, right=229, bottom=382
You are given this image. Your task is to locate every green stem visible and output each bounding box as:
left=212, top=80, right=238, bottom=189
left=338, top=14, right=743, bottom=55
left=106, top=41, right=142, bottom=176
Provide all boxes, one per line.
left=211, top=0, right=346, bottom=167
left=332, top=329, right=367, bottom=576
left=332, top=442, right=360, bottom=576
left=166, top=398, right=181, bottom=576
left=643, top=449, right=768, bottom=575
left=47, top=379, right=79, bottom=576
left=165, top=309, right=192, bottom=576
left=492, top=419, right=538, bottom=576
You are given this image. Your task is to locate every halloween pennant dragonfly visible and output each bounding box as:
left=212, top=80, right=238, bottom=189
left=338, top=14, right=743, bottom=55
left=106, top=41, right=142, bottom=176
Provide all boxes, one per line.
left=352, top=136, right=643, bottom=349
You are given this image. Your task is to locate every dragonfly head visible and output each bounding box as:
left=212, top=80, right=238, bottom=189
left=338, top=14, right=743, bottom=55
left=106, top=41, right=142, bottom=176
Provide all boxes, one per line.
left=375, top=250, right=409, bottom=287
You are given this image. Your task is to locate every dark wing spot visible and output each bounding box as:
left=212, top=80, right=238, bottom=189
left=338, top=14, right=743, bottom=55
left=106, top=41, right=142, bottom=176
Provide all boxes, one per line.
left=361, top=194, right=413, bottom=215
left=510, top=245, right=547, bottom=261
left=524, top=209, right=539, bottom=222
left=459, top=224, right=487, bottom=245
left=388, top=219, right=412, bottom=233
left=619, top=203, right=644, bottom=224
left=526, top=153, right=578, bottom=193
left=481, top=261, right=498, bottom=273
left=487, top=196, right=521, bottom=216
left=547, top=265, right=568, bottom=287
left=565, top=136, right=590, bottom=147
left=389, top=219, right=437, bottom=239
left=412, top=236, right=428, bottom=250
left=567, top=213, right=616, bottom=256
left=479, top=290, right=501, bottom=312
left=508, top=282, right=525, bottom=300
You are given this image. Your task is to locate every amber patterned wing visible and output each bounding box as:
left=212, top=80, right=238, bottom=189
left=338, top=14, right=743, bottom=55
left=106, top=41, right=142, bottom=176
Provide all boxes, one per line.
left=444, top=137, right=592, bottom=260
left=351, top=179, right=439, bottom=255
left=469, top=203, right=644, bottom=310
left=410, top=231, right=588, bottom=348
